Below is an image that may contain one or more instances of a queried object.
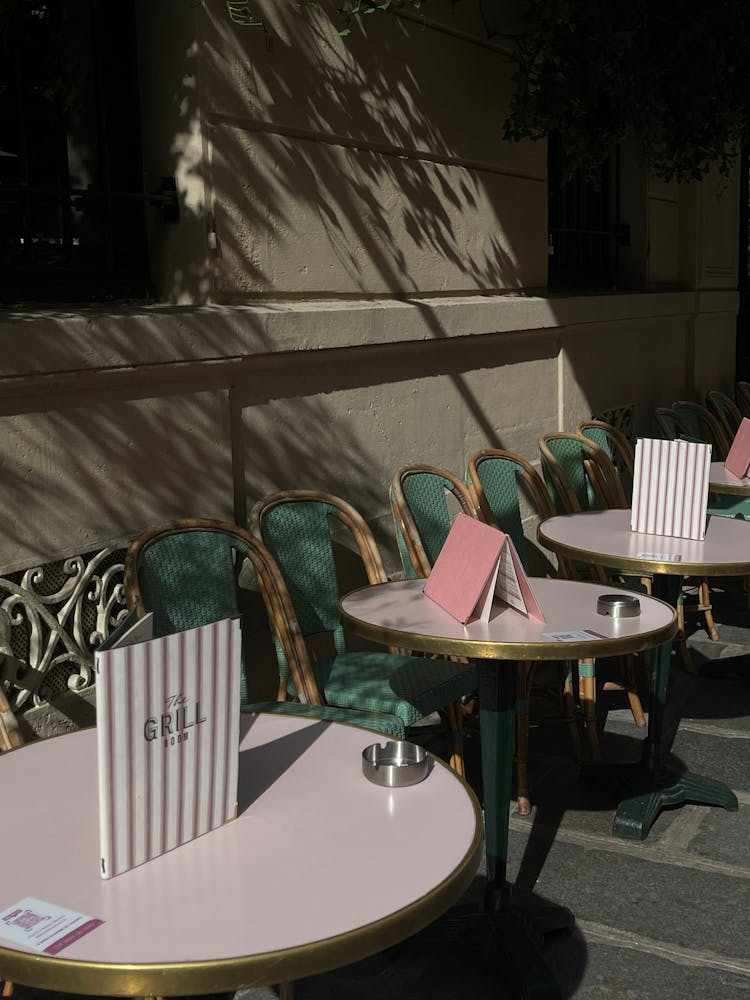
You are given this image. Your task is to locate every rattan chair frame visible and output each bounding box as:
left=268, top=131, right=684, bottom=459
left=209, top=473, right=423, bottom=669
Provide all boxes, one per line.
left=673, top=400, right=732, bottom=460
left=736, top=382, right=750, bottom=419
left=250, top=491, right=471, bottom=773
left=124, top=517, right=322, bottom=708
left=539, top=432, right=628, bottom=513
left=390, top=464, right=480, bottom=580
left=0, top=687, right=23, bottom=754
left=467, top=448, right=555, bottom=528
left=577, top=420, right=635, bottom=497
left=539, top=432, right=647, bottom=750
left=653, top=407, right=693, bottom=441
left=706, top=390, right=743, bottom=442
left=467, top=448, right=579, bottom=813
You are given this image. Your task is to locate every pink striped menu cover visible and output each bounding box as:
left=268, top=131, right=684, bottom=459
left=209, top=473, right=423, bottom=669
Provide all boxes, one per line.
left=95, top=616, right=241, bottom=879
left=631, top=437, right=711, bottom=540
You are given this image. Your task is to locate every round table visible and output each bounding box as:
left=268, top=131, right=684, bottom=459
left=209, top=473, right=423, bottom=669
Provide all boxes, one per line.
left=538, top=508, right=743, bottom=840
left=0, top=713, right=482, bottom=996
left=709, top=461, right=750, bottom=496
left=708, top=461, right=750, bottom=519
left=341, top=576, right=676, bottom=997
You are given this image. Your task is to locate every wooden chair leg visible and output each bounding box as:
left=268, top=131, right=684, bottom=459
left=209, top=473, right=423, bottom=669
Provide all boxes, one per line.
left=446, top=701, right=465, bottom=778
left=578, top=659, right=601, bottom=760
left=698, top=578, right=719, bottom=641
left=1, top=980, right=14, bottom=997
left=279, top=982, right=295, bottom=1000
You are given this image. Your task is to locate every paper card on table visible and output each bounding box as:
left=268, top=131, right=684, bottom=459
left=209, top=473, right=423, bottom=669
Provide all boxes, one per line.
left=631, top=437, right=711, bottom=541
left=95, top=615, right=241, bottom=880
left=543, top=629, right=606, bottom=642
left=423, top=513, right=545, bottom=624
left=724, top=417, right=750, bottom=479
left=0, top=897, right=103, bottom=955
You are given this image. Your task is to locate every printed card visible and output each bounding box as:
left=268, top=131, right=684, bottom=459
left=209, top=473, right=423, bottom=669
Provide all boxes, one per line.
left=0, top=897, right=103, bottom=955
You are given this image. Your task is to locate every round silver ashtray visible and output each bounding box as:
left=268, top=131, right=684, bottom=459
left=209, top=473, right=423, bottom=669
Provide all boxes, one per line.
left=362, top=740, right=430, bottom=788
left=596, top=594, right=641, bottom=618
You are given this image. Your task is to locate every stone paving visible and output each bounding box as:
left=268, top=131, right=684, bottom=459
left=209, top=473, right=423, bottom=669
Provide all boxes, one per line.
left=10, top=584, right=750, bottom=1000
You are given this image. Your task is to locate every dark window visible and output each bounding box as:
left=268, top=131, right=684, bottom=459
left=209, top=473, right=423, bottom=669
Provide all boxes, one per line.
left=547, top=133, right=619, bottom=291
left=736, top=144, right=750, bottom=381
left=0, top=0, right=154, bottom=303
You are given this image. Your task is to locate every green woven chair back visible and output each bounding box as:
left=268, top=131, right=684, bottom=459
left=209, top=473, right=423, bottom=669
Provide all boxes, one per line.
left=671, top=404, right=703, bottom=441
left=139, top=531, right=243, bottom=636
left=258, top=499, right=348, bottom=656
left=399, top=471, right=456, bottom=567
left=543, top=437, right=600, bottom=513
left=471, top=457, right=529, bottom=571
left=706, top=390, right=741, bottom=437
left=136, top=528, right=250, bottom=703
left=579, top=425, right=634, bottom=504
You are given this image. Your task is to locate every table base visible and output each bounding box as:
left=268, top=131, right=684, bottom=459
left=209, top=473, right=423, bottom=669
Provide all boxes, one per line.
left=394, top=897, right=573, bottom=1000
left=581, top=761, right=739, bottom=841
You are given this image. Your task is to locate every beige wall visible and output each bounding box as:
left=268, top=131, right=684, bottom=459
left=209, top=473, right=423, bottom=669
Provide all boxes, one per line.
left=0, top=0, right=741, bottom=579
left=0, top=291, right=737, bottom=578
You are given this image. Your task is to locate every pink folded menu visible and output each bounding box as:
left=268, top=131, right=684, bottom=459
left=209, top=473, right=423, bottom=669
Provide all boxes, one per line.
left=724, top=417, right=750, bottom=479
left=423, top=513, right=545, bottom=624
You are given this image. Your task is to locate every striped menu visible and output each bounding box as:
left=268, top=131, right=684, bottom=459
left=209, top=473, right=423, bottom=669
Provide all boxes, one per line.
left=631, top=437, right=711, bottom=540
left=95, top=615, right=241, bottom=879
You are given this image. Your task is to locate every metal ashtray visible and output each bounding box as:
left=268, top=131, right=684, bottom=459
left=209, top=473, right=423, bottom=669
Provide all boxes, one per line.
left=362, top=740, right=429, bottom=788
left=596, top=594, right=641, bottom=618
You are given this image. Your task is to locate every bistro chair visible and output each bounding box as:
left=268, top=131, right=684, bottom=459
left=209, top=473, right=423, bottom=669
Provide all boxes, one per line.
left=389, top=464, right=480, bottom=579
left=577, top=419, right=635, bottom=504
left=538, top=432, right=647, bottom=749
left=466, top=448, right=580, bottom=812
left=539, top=431, right=628, bottom=516
left=706, top=389, right=743, bottom=442
left=672, top=400, right=732, bottom=461
left=652, top=406, right=693, bottom=442
left=124, top=518, right=405, bottom=737
left=736, top=381, right=750, bottom=419
left=648, top=409, right=723, bottom=657
left=250, top=491, right=478, bottom=775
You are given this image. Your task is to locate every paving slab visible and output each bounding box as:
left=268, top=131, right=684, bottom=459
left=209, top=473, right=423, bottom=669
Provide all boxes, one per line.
left=667, top=728, right=750, bottom=793
left=544, top=936, right=750, bottom=1000
left=688, top=802, right=750, bottom=868
left=503, top=836, right=750, bottom=962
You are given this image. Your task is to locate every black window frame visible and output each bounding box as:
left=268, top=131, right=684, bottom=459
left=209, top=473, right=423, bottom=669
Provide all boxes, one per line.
left=0, top=0, right=159, bottom=304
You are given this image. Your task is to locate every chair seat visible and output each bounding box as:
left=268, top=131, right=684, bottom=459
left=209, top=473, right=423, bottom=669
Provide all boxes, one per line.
left=244, top=700, right=405, bottom=738
left=312, top=651, right=477, bottom=728
left=708, top=494, right=750, bottom=519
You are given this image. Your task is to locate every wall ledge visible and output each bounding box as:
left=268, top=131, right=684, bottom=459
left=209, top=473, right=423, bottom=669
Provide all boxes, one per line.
left=0, top=290, right=737, bottom=382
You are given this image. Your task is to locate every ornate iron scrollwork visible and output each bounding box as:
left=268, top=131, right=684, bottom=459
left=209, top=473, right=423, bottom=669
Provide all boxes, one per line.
left=0, top=548, right=128, bottom=713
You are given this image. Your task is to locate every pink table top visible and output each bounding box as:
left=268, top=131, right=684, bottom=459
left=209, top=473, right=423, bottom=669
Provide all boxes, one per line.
left=709, top=461, right=750, bottom=494
left=0, top=714, right=482, bottom=995
left=538, top=508, right=750, bottom=577
left=340, top=577, right=675, bottom=661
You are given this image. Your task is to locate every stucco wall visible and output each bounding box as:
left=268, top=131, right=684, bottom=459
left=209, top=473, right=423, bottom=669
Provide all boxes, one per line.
left=0, top=0, right=741, bottom=577
left=0, top=290, right=737, bottom=578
